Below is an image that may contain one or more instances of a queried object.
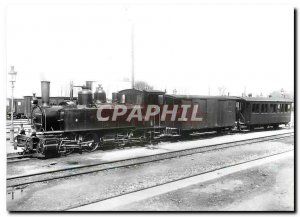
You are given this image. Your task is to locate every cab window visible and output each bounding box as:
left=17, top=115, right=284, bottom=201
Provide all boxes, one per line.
left=158, top=95, right=164, bottom=105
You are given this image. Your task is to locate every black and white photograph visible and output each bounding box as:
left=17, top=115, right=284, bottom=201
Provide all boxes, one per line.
left=2, top=0, right=296, bottom=212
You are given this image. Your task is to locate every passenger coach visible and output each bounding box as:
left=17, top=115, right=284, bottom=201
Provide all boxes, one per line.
left=236, top=97, right=293, bottom=130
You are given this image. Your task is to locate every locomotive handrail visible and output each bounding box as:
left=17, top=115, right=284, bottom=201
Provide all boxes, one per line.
left=36, top=130, right=64, bottom=135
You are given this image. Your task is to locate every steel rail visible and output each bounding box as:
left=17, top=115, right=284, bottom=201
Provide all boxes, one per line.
left=6, top=129, right=292, bottom=162
left=7, top=132, right=294, bottom=188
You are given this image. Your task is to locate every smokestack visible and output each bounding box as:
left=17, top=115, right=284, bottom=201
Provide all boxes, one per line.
left=41, top=81, right=50, bottom=107
left=86, top=81, right=93, bottom=91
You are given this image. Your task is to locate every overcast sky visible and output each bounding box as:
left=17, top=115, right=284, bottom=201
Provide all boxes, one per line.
left=5, top=4, right=294, bottom=98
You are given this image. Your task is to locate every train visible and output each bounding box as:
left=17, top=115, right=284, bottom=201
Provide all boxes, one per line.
left=15, top=81, right=293, bottom=157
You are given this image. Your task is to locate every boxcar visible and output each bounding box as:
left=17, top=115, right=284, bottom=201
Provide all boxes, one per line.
left=164, top=95, right=238, bottom=133
left=237, top=97, right=293, bottom=129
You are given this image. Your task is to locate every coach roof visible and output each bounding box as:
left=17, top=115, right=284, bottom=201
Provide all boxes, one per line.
left=237, top=97, right=293, bottom=103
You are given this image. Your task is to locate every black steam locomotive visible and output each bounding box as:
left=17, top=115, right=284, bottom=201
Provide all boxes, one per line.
left=16, top=81, right=293, bottom=157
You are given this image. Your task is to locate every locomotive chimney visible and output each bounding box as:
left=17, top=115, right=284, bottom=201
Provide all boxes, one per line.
left=41, top=81, right=50, bottom=107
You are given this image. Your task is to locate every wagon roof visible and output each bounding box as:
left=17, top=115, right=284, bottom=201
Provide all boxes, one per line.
left=143, top=89, right=165, bottom=94
left=165, top=94, right=240, bottom=100
left=237, top=97, right=293, bottom=103
left=118, top=89, right=143, bottom=93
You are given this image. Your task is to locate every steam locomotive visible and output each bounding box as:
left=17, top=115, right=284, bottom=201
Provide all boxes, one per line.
left=16, top=81, right=293, bottom=157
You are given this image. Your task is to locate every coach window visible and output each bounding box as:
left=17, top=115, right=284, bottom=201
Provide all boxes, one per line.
left=252, top=104, right=259, bottom=113
left=280, top=104, right=284, bottom=112
left=261, top=104, right=266, bottom=113
left=270, top=104, right=276, bottom=113
left=277, top=104, right=280, bottom=112
left=284, top=104, right=288, bottom=112
left=287, top=104, right=291, bottom=112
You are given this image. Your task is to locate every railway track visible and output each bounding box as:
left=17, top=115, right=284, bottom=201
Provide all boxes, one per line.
left=6, top=128, right=291, bottom=163
left=6, top=130, right=222, bottom=164
left=7, top=156, right=32, bottom=163
left=68, top=149, right=294, bottom=211
left=7, top=132, right=294, bottom=188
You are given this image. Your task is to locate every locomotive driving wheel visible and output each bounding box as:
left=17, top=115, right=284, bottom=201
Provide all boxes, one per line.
left=36, top=140, right=45, bottom=155
left=82, top=133, right=99, bottom=152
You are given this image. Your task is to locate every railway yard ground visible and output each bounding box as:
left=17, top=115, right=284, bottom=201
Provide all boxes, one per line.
left=6, top=120, right=295, bottom=211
